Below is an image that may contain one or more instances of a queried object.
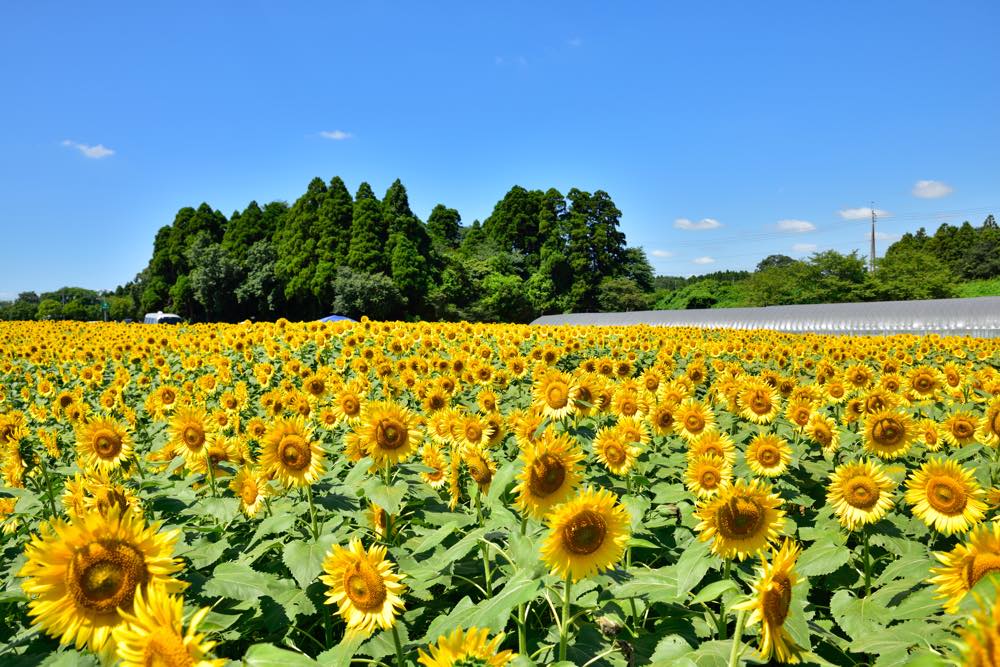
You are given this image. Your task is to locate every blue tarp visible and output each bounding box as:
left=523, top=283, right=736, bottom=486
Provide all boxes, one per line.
left=318, top=314, right=356, bottom=323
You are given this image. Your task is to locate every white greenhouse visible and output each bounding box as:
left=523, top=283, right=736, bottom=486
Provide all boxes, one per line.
left=530, top=296, right=1000, bottom=338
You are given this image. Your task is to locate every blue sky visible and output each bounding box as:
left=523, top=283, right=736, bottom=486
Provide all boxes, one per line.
left=1, top=1, right=998, bottom=299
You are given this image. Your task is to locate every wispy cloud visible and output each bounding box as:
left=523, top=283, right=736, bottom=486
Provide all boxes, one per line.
left=650, top=249, right=674, bottom=258
left=692, top=256, right=716, bottom=265
left=674, top=217, right=722, bottom=231
left=777, top=219, right=816, bottom=233
left=792, top=243, right=818, bottom=253
left=912, top=180, right=953, bottom=198
left=62, top=139, right=114, bottom=159
left=495, top=55, right=528, bottom=67
left=875, top=231, right=901, bottom=242
left=319, top=130, right=352, bottom=141
left=839, top=207, right=891, bottom=220
left=567, top=37, right=583, bottom=47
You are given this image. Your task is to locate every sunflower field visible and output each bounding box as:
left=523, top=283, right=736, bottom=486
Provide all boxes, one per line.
left=3, top=320, right=1000, bottom=667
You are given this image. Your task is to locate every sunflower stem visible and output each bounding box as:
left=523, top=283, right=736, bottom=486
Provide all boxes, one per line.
left=306, top=484, right=319, bottom=541
left=37, top=452, right=58, bottom=518
left=474, top=488, right=493, bottom=597
left=206, top=452, right=218, bottom=498
left=131, top=454, right=145, bottom=481
left=516, top=603, right=528, bottom=655
left=559, top=571, right=573, bottom=661
left=862, top=528, right=872, bottom=597
left=390, top=622, right=406, bottom=667
left=728, top=609, right=748, bottom=667
left=718, top=559, right=732, bottom=640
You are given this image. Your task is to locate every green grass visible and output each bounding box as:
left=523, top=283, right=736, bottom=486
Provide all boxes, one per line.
left=957, top=278, right=1000, bottom=297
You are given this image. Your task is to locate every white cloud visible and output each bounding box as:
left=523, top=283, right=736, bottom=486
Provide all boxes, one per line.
left=650, top=249, right=674, bottom=258
left=875, top=231, right=901, bottom=242
left=839, top=207, right=891, bottom=220
left=692, top=256, right=715, bottom=265
left=674, top=217, right=722, bottom=230
left=319, top=130, right=352, bottom=141
left=777, top=219, right=816, bottom=233
left=62, top=139, right=114, bottom=159
left=912, top=179, right=953, bottom=198
left=792, top=243, right=818, bottom=253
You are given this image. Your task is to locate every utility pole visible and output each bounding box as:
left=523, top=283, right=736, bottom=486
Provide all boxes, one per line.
left=869, top=202, right=877, bottom=273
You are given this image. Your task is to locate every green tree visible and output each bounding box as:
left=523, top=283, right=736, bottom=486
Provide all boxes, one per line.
left=347, top=183, right=387, bottom=274
left=473, top=272, right=533, bottom=322
left=36, top=298, right=63, bottom=320
left=140, top=275, right=171, bottom=314
left=222, top=201, right=282, bottom=262
left=332, top=267, right=404, bottom=320
left=598, top=277, right=650, bottom=312
left=868, top=248, right=958, bottom=300
left=235, top=241, right=285, bottom=318
left=187, top=232, right=242, bottom=321
left=169, top=274, right=198, bottom=320
left=107, top=295, right=134, bottom=321
left=390, top=233, right=428, bottom=313
left=427, top=204, right=461, bottom=248
left=275, top=177, right=327, bottom=315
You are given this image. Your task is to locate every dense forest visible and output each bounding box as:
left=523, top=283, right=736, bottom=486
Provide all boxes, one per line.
left=1, top=176, right=997, bottom=323
left=1, top=178, right=654, bottom=323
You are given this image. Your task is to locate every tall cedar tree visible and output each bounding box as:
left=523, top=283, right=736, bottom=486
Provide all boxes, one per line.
left=347, top=182, right=387, bottom=274
left=275, top=177, right=327, bottom=316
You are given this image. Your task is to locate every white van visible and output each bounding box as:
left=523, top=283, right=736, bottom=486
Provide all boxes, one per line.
left=143, top=311, right=183, bottom=324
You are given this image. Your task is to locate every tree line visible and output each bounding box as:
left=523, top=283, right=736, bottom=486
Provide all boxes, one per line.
left=1, top=178, right=654, bottom=323
left=652, top=214, right=999, bottom=309
left=2, top=189, right=995, bottom=322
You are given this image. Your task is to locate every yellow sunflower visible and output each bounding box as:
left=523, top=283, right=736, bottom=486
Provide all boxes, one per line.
left=688, top=428, right=737, bottom=464
left=826, top=460, right=895, bottom=530
left=533, top=370, right=578, bottom=420
left=420, top=442, right=449, bottom=489
left=738, top=380, right=782, bottom=425
left=331, top=384, right=366, bottom=424
left=907, top=365, right=943, bottom=399
left=593, top=426, right=641, bottom=476
left=745, top=434, right=792, bottom=477
left=941, top=411, right=980, bottom=448
left=905, top=457, right=987, bottom=535
left=229, top=467, right=270, bottom=517
left=694, top=479, right=786, bottom=561
left=76, top=416, right=133, bottom=472
left=930, top=522, right=1000, bottom=614
left=260, top=416, right=325, bottom=488
left=540, top=486, right=631, bottom=581
left=358, top=401, right=422, bottom=465
left=18, top=508, right=184, bottom=658
left=112, top=585, right=224, bottom=667
left=648, top=402, right=676, bottom=437
left=917, top=418, right=944, bottom=452
left=733, top=539, right=804, bottom=664
left=417, top=626, right=515, bottom=667
left=320, top=537, right=407, bottom=638
left=169, top=406, right=215, bottom=463
left=955, top=584, right=1000, bottom=667
left=804, top=413, right=839, bottom=453
left=674, top=398, right=716, bottom=441
left=977, top=398, right=1000, bottom=448
left=463, top=443, right=496, bottom=492
left=685, top=453, right=733, bottom=498
left=513, top=431, right=584, bottom=519
left=862, top=409, right=915, bottom=460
